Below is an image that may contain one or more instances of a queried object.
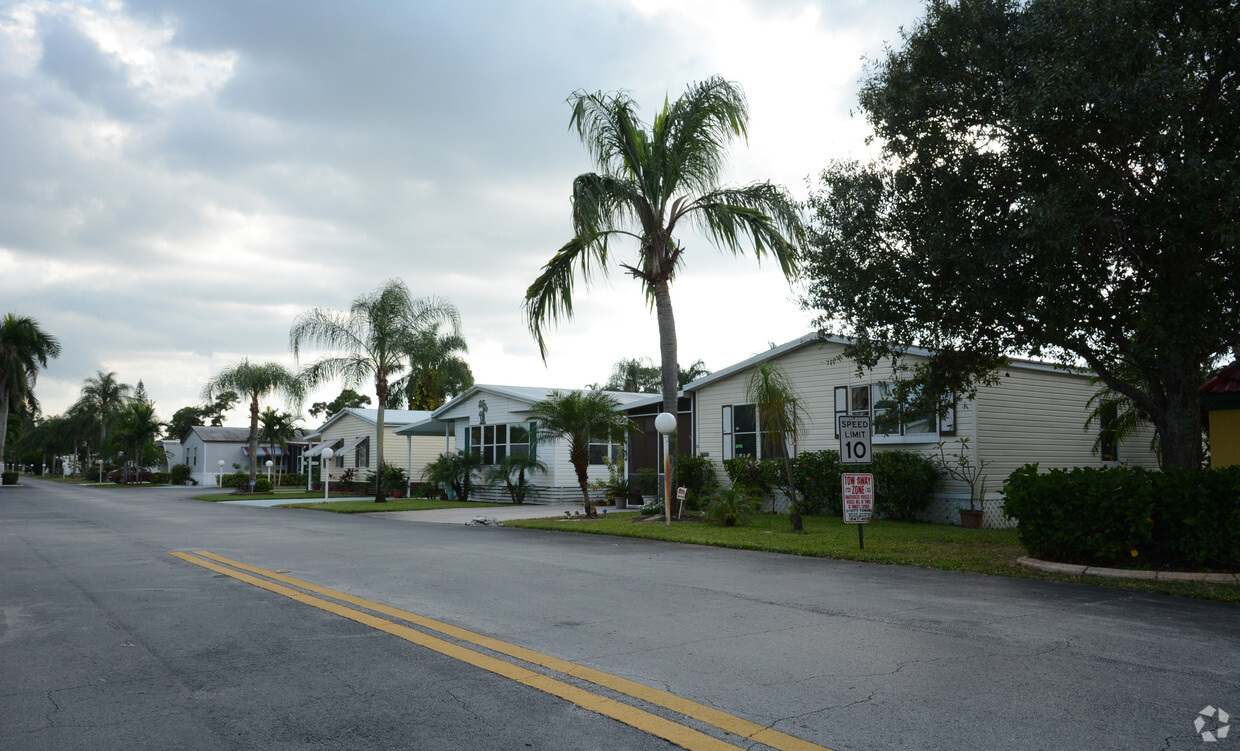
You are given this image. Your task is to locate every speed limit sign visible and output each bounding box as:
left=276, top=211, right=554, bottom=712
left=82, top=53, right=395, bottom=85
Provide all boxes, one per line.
left=838, top=415, right=872, bottom=464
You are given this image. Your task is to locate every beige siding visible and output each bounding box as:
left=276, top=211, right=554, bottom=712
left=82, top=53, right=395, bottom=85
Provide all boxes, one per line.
left=318, top=414, right=447, bottom=484
left=693, top=341, right=973, bottom=487
left=974, top=365, right=1160, bottom=487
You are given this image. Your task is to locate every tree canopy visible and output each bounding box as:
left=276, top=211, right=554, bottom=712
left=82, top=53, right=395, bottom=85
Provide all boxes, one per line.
left=527, top=389, right=635, bottom=517
left=308, top=388, right=372, bottom=420
left=526, top=76, right=804, bottom=482
left=291, top=279, right=461, bottom=501
left=802, top=0, right=1238, bottom=469
left=0, top=313, right=61, bottom=472
left=202, top=360, right=304, bottom=483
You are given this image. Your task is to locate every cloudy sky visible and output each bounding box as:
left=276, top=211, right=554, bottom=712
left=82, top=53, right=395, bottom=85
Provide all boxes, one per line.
left=2, top=0, right=926, bottom=429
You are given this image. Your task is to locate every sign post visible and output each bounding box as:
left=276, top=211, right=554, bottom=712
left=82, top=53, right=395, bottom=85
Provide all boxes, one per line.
left=842, top=472, right=875, bottom=549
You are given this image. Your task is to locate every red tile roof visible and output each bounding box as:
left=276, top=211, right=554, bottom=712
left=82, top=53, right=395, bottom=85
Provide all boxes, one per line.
left=1201, top=362, right=1240, bottom=395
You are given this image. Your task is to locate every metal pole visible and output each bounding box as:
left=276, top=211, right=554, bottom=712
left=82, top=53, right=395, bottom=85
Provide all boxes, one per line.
left=662, top=433, right=671, bottom=527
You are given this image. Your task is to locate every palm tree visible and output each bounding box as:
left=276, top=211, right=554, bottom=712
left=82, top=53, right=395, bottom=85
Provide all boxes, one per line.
left=388, top=323, right=474, bottom=410
left=528, top=390, right=636, bottom=517
left=79, top=370, right=132, bottom=482
left=525, top=76, right=804, bottom=488
left=202, top=360, right=304, bottom=485
left=112, top=400, right=163, bottom=483
left=291, top=279, right=461, bottom=502
left=746, top=361, right=806, bottom=531
left=0, top=314, right=61, bottom=476
left=485, top=452, right=549, bottom=504
left=258, top=408, right=301, bottom=486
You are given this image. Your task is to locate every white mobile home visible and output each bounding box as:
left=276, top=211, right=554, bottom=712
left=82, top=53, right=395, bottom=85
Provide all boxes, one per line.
left=303, top=408, right=448, bottom=492
left=431, top=385, right=653, bottom=504
left=683, top=334, right=1160, bottom=526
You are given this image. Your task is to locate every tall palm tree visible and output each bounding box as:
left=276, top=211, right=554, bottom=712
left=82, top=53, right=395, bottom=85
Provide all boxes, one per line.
left=79, top=370, right=132, bottom=482
left=0, top=314, right=61, bottom=475
left=528, top=389, right=636, bottom=517
left=291, top=279, right=461, bottom=502
left=258, top=407, right=301, bottom=485
left=525, top=76, right=805, bottom=486
left=746, top=361, right=806, bottom=531
left=202, top=360, right=304, bottom=485
left=388, top=323, right=474, bottom=410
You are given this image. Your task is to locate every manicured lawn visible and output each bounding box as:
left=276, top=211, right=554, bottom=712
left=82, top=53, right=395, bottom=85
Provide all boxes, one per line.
left=505, top=512, right=1240, bottom=603
left=279, top=498, right=510, bottom=513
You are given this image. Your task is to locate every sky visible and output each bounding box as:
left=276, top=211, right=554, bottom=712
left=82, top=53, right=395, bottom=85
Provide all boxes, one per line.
left=1, top=0, right=928, bottom=431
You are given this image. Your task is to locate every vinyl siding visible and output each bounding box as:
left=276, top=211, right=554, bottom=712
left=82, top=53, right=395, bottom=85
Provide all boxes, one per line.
left=975, top=365, right=1161, bottom=484
left=692, top=341, right=972, bottom=487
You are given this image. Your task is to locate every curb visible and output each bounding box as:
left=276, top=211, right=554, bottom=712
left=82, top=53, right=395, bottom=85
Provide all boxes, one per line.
left=1017, top=556, right=1239, bottom=584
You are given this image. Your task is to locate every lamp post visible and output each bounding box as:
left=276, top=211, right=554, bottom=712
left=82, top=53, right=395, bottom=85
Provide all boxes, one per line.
left=265, top=459, right=274, bottom=487
left=217, top=459, right=225, bottom=488
left=655, top=412, right=677, bottom=528
left=321, top=447, right=334, bottom=503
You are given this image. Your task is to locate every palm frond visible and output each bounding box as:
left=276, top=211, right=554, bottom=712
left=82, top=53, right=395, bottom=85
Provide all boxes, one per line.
left=679, top=182, right=805, bottom=278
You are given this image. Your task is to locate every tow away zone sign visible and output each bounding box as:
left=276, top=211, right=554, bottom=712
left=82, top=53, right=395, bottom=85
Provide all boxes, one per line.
left=842, top=473, right=874, bottom=524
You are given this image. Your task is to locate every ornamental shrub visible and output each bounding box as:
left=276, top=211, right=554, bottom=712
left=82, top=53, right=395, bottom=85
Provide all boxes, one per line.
left=253, top=478, right=273, bottom=493
left=791, top=450, right=843, bottom=515
left=1003, top=464, right=1240, bottom=570
left=871, top=451, right=939, bottom=522
left=149, top=472, right=171, bottom=485
left=677, top=455, right=719, bottom=511
left=170, top=464, right=192, bottom=485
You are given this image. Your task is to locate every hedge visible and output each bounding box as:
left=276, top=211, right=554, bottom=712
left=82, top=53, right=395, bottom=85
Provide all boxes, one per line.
left=1003, top=464, right=1240, bottom=570
left=726, top=450, right=939, bottom=521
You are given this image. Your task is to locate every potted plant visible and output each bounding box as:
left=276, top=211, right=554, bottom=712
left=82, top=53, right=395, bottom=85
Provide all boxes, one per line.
left=936, top=438, right=989, bottom=528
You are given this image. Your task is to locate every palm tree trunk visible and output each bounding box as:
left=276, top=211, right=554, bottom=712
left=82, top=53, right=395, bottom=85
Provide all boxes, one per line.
left=782, top=454, right=802, bottom=531
left=652, top=278, right=679, bottom=500
left=247, top=395, right=260, bottom=483
left=374, top=374, right=387, bottom=502
left=571, top=447, right=595, bottom=517
left=0, top=388, right=9, bottom=475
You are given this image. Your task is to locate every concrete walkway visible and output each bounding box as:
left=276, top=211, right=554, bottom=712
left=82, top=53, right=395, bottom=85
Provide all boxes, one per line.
left=362, top=504, right=602, bottom=525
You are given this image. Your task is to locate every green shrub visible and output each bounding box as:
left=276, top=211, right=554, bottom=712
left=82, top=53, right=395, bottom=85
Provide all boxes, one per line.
left=632, top=467, right=659, bottom=496
left=703, top=485, right=762, bottom=527
left=170, top=464, right=193, bottom=485
left=791, top=450, right=843, bottom=515
left=1, top=471, right=17, bottom=485
left=253, top=478, right=273, bottom=493
left=723, top=456, right=781, bottom=493
left=1003, top=464, right=1240, bottom=570
left=150, top=472, right=171, bottom=485
left=871, top=451, right=939, bottom=522
left=677, top=455, right=719, bottom=511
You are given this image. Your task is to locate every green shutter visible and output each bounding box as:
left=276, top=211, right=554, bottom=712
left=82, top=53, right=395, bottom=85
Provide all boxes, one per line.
left=528, top=421, right=537, bottom=461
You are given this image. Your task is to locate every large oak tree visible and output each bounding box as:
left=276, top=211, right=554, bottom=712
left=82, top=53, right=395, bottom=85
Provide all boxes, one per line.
left=803, top=0, right=1238, bottom=469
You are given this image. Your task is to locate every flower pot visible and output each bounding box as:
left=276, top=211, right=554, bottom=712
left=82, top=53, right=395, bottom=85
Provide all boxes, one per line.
left=959, top=508, right=984, bottom=529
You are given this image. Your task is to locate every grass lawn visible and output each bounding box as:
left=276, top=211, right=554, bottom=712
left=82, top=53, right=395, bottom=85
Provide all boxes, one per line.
left=505, top=512, right=1240, bottom=603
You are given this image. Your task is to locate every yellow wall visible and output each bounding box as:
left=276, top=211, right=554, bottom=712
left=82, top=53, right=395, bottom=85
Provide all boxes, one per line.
left=1208, top=409, right=1240, bottom=468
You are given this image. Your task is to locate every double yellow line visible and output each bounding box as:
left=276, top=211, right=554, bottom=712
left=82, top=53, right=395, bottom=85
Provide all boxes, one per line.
left=172, top=551, right=834, bottom=751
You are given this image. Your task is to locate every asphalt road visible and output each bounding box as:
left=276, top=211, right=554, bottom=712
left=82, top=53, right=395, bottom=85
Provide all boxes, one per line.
left=2, top=479, right=1236, bottom=751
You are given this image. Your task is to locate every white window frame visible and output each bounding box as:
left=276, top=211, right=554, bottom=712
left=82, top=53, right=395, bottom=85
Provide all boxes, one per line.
left=844, top=383, right=950, bottom=445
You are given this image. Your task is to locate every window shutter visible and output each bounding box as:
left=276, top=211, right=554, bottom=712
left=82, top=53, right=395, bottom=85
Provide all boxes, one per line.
left=721, top=405, right=733, bottom=461
left=834, top=386, right=847, bottom=438
left=528, top=421, right=537, bottom=461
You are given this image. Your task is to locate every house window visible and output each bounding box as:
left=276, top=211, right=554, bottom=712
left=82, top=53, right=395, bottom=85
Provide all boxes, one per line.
left=727, top=403, right=786, bottom=459
left=470, top=423, right=535, bottom=465
left=333, top=439, right=345, bottom=468
left=1099, top=402, right=1119, bottom=462
left=841, top=383, right=947, bottom=441
left=873, top=383, right=936, bottom=437
left=589, top=438, right=620, bottom=465
left=355, top=437, right=370, bottom=468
